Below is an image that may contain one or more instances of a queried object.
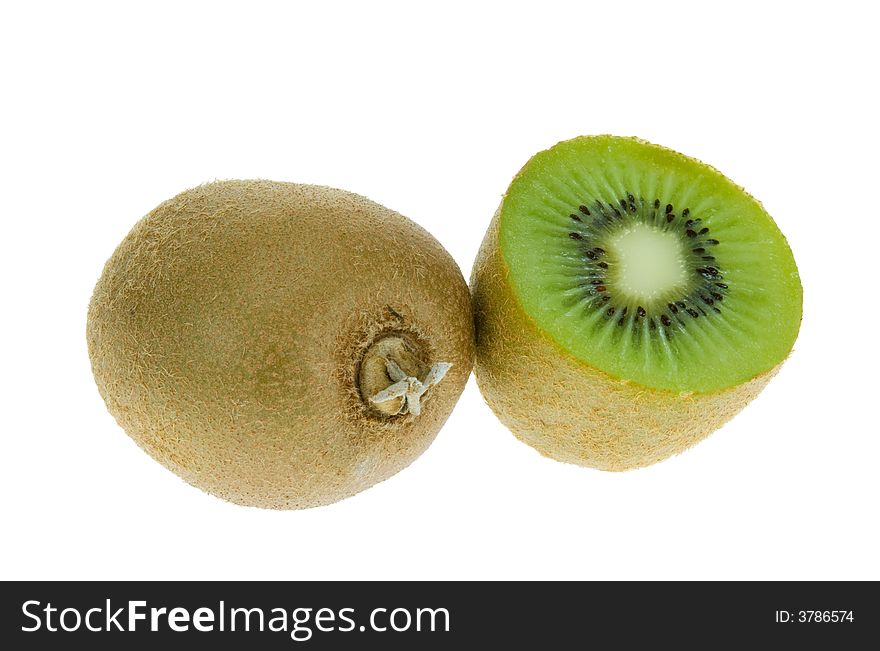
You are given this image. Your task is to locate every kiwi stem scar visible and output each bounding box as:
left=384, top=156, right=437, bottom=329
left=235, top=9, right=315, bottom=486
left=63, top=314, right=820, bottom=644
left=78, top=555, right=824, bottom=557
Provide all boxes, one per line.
left=369, top=360, right=452, bottom=416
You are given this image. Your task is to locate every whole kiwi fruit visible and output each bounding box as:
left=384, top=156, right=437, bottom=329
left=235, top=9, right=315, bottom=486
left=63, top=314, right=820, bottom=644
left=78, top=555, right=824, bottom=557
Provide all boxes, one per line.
left=471, top=136, right=802, bottom=470
left=88, top=180, right=474, bottom=509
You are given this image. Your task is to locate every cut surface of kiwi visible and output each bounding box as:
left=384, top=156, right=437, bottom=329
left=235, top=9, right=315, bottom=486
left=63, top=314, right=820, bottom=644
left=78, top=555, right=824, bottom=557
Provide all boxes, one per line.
left=501, top=136, right=801, bottom=393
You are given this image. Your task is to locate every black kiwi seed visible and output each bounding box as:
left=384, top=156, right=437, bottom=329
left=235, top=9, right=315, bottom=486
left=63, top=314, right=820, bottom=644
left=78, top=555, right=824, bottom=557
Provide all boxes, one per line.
left=585, top=250, right=596, bottom=259
left=579, top=205, right=591, bottom=215
left=617, top=316, right=626, bottom=327
left=594, top=247, right=605, bottom=255
left=705, top=239, right=719, bottom=245
left=637, top=306, right=646, bottom=318
left=660, top=314, right=672, bottom=327
left=570, top=213, right=582, bottom=222
left=607, top=307, right=615, bottom=316
left=595, top=285, right=606, bottom=292
left=668, top=303, right=678, bottom=313
left=682, top=208, right=690, bottom=217
left=693, top=247, right=705, bottom=254
left=654, top=199, right=660, bottom=209
left=621, top=307, right=628, bottom=317
left=569, top=232, right=583, bottom=240
left=687, top=308, right=699, bottom=318
left=686, top=229, right=698, bottom=238
left=665, top=203, right=673, bottom=214
left=699, top=227, right=709, bottom=235
left=598, top=261, right=608, bottom=269
left=715, top=282, right=728, bottom=289
left=666, top=213, right=675, bottom=223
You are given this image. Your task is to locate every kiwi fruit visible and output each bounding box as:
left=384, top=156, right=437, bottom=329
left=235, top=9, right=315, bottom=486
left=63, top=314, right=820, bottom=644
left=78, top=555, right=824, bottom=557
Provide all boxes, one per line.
left=471, top=136, right=802, bottom=470
left=88, top=180, right=474, bottom=509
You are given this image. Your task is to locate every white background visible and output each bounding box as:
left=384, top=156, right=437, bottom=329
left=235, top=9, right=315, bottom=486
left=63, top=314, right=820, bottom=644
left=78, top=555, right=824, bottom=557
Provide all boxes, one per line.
left=1, top=1, right=877, bottom=581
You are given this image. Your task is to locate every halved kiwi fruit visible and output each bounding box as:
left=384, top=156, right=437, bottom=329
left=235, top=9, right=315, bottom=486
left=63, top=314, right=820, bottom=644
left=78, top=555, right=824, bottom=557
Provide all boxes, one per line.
left=88, top=180, right=474, bottom=509
left=472, top=136, right=802, bottom=470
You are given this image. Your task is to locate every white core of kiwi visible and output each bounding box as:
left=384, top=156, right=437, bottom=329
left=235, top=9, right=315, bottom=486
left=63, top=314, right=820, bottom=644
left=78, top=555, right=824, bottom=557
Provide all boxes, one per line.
left=608, top=223, right=688, bottom=302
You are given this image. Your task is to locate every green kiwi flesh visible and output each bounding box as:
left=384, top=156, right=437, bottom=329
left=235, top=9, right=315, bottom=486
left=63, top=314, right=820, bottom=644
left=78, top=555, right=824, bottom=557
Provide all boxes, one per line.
left=500, top=136, right=802, bottom=393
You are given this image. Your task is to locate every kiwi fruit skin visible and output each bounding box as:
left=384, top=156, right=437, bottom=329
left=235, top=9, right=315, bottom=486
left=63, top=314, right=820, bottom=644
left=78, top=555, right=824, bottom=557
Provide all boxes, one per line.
left=88, top=180, right=474, bottom=509
left=471, top=137, right=800, bottom=470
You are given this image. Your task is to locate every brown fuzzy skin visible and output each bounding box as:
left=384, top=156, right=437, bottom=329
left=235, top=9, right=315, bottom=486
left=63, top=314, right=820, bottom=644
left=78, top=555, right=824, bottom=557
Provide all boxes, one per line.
left=471, top=212, right=782, bottom=471
left=88, top=181, right=474, bottom=509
